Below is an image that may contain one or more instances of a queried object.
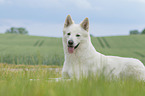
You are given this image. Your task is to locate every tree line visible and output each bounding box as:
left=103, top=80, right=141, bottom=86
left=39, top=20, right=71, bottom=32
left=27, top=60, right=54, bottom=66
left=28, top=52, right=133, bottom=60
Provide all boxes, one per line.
left=5, top=27, right=28, bottom=35
left=130, top=28, right=145, bottom=35
left=5, top=27, right=145, bottom=36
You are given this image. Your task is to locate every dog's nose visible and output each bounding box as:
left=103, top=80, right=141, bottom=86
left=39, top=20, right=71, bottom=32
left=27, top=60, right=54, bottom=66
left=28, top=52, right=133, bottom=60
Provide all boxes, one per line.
left=68, top=40, right=74, bottom=45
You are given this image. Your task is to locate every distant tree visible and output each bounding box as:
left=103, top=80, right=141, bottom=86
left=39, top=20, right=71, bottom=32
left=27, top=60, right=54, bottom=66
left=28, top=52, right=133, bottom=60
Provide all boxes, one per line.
left=130, top=30, right=140, bottom=35
left=18, top=28, right=28, bottom=35
left=141, top=28, right=145, bottom=34
left=5, top=27, right=28, bottom=35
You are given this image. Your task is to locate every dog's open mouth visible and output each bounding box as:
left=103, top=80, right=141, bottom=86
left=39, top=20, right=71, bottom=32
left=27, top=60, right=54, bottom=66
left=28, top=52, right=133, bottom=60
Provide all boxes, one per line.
left=68, top=43, right=80, bottom=53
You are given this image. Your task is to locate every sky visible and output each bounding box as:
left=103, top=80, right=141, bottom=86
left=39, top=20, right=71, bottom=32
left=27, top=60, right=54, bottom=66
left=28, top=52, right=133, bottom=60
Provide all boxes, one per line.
left=0, top=0, right=145, bottom=37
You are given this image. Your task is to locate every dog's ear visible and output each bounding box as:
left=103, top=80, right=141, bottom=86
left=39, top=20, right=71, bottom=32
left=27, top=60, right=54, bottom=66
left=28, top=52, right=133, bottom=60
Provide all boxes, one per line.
left=64, top=15, right=73, bottom=28
left=80, top=18, right=89, bottom=32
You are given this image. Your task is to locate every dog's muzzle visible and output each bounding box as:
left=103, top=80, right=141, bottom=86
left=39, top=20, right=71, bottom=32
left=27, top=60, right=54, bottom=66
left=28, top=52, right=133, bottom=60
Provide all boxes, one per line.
left=68, top=42, right=80, bottom=54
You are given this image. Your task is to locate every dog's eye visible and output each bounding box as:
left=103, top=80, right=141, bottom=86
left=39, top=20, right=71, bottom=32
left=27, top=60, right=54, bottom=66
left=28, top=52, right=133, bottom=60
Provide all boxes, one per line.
left=67, top=33, right=71, bottom=36
left=76, top=34, right=80, bottom=37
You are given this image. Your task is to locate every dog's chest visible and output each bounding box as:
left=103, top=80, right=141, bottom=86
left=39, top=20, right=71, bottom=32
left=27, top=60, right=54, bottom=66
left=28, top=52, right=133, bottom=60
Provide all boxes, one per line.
left=65, top=56, right=102, bottom=78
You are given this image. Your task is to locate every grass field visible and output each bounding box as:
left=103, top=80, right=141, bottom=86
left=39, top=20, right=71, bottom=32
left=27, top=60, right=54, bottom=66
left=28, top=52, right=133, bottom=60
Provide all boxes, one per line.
left=0, top=34, right=145, bottom=65
left=0, top=34, right=145, bottom=96
left=0, top=64, right=145, bottom=96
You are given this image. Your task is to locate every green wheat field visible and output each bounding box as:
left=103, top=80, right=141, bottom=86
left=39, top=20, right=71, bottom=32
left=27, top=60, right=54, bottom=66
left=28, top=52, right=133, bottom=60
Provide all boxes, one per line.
left=0, top=34, right=145, bottom=96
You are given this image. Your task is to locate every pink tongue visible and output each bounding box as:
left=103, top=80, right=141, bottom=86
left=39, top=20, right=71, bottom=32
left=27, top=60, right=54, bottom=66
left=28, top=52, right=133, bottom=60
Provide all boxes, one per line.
left=68, top=47, right=74, bottom=53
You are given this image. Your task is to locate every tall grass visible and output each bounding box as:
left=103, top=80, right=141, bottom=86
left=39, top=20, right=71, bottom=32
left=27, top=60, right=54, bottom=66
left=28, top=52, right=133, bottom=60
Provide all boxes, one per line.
left=0, top=54, right=63, bottom=65
left=0, top=34, right=145, bottom=96
left=0, top=64, right=145, bottom=96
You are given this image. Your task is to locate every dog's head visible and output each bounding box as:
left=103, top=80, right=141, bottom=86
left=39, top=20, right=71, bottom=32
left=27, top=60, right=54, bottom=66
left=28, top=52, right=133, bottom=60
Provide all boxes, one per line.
left=63, top=15, right=90, bottom=54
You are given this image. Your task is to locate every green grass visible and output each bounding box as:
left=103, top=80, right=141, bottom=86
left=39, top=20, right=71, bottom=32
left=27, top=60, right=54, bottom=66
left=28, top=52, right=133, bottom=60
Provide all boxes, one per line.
left=0, top=34, right=64, bottom=65
left=0, top=64, right=145, bottom=96
left=0, top=34, right=145, bottom=65
left=0, top=34, right=145, bottom=96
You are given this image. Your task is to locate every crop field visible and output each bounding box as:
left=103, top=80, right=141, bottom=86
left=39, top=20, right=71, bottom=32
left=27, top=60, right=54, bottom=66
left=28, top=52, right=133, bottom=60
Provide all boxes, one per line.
left=0, top=34, right=145, bottom=96
left=0, top=34, right=145, bottom=65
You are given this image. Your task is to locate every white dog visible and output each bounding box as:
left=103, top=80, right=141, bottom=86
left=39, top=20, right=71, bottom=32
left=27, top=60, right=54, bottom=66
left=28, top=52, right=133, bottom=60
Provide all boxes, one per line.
left=62, top=15, right=145, bottom=80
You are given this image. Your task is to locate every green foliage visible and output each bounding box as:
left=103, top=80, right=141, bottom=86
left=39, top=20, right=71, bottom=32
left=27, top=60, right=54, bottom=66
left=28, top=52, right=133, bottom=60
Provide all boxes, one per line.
left=130, top=30, right=140, bottom=35
left=141, top=28, right=145, bottom=34
left=5, top=27, right=28, bottom=35
left=129, top=28, right=145, bottom=35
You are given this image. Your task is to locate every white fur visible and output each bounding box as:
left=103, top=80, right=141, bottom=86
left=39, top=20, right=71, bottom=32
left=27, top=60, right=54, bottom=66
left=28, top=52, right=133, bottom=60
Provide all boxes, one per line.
left=62, top=15, right=145, bottom=80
